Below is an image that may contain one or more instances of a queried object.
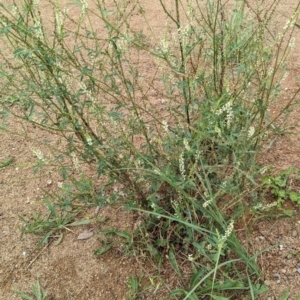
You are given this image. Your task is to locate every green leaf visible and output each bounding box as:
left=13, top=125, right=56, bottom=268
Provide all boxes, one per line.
left=94, top=244, right=112, bottom=256
left=282, top=210, right=293, bottom=216
left=0, top=157, right=14, bottom=168
left=190, top=269, right=206, bottom=288
left=44, top=199, right=56, bottom=217
left=170, top=289, right=198, bottom=300
left=54, top=232, right=64, bottom=245
left=14, top=291, right=34, bottom=300
left=98, top=229, right=131, bottom=240
left=68, top=219, right=93, bottom=226
left=279, top=290, right=290, bottom=300
left=168, top=247, right=181, bottom=276
left=147, top=244, right=161, bottom=262
left=128, top=276, right=139, bottom=293
left=211, top=295, right=229, bottom=300
left=253, top=283, right=268, bottom=295
left=295, top=23, right=300, bottom=29
left=290, top=192, right=300, bottom=204
left=37, top=231, right=53, bottom=248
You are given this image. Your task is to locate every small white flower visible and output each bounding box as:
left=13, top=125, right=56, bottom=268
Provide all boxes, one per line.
left=259, top=166, right=268, bottom=175
left=203, top=198, right=212, bottom=208
left=86, top=136, right=93, bottom=146
left=289, top=37, right=295, bottom=49
left=179, top=152, right=186, bottom=180
left=162, top=120, right=169, bottom=133
left=71, top=152, right=81, bottom=173
left=57, top=181, right=64, bottom=188
left=183, top=138, right=190, bottom=151
left=188, top=254, right=194, bottom=262
left=248, top=126, right=255, bottom=138
left=283, top=20, right=289, bottom=30
left=154, top=169, right=161, bottom=175
left=206, top=243, right=212, bottom=250
left=10, top=5, right=17, bottom=15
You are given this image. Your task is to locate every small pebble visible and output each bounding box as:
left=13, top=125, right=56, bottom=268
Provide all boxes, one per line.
left=292, top=230, right=298, bottom=237
left=46, top=179, right=52, bottom=186
left=273, top=273, right=280, bottom=283
left=264, top=280, right=272, bottom=286
left=281, top=269, right=287, bottom=274
left=279, top=244, right=284, bottom=250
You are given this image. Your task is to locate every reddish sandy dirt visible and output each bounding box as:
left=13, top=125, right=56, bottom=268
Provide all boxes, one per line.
left=1, top=0, right=300, bottom=299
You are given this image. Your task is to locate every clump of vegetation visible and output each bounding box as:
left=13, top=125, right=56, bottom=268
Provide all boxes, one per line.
left=14, top=279, right=48, bottom=300
left=1, top=0, right=300, bottom=298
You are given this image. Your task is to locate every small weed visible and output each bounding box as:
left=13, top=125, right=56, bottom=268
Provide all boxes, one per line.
left=94, top=229, right=132, bottom=256
left=0, top=156, right=14, bottom=168
left=262, top=167, right=300, bottom=207
left=279, top=290, right=290, bottom=300
left=14, top=279, right=48, bottom=300
left=20, top=196, right=93, bottom=247
left=126, top=276, right=141, bottom=300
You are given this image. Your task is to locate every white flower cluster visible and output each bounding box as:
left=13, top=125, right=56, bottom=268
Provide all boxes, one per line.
left=162, top=120, right=169, bottom=133
left=216, top=100, right=234, bottom=128
left=289, top=37, right=295, bottom=49
left=10, top=5, right=17, bottom=15
left=34, top=18, right=44, bottom=41
left=178, top=24, right=190, bottom=49
left=79, top=0, right=88, bottom=13
left=188, top=253, right=195, bottom=262
left=202, top=198, right=212, bottom=208
left=179, top=152, right=186, bottom=180
left=55, top=8, right=66, bottom=38
left=160, top=38, right=169, bottom=55
left=253, top=201, right=277, bottom=211
left=219, top=220, right=234, bottom=246
left=278, top=11, right=300, bottom=40
left=85, top=135, right=93, bottom=146
left=71, top=152, right=81, bottom=173
left=183, top=138, right=190, bottom=151
left=31, top=147, right=46, bottom=163
left=79, top=81, right=96, bottom=104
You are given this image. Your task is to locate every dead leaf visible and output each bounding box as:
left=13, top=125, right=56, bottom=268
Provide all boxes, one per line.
left=77, top=230, right=93, bottom=240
